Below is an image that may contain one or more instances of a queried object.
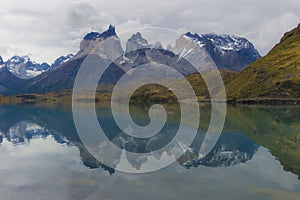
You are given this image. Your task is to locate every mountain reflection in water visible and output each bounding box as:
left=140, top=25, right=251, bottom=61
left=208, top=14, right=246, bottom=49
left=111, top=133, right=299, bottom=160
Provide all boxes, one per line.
left=1, top=103, right=300, bottom=200
left=0, top=103, right=261, bottom=174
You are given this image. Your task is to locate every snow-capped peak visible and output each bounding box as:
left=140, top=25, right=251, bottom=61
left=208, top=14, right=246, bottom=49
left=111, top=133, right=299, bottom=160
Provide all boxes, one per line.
left=4, top=55, right=50, bottom=79
left=1, top=54, right=77, bottom=79
left=181, top=32, right=261, bottom=70
left=184, top=32, right=256, bottom=53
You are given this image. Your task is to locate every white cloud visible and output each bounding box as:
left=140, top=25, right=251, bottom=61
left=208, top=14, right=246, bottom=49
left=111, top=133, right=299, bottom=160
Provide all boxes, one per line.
left=0, top=0, right=299, bottom=63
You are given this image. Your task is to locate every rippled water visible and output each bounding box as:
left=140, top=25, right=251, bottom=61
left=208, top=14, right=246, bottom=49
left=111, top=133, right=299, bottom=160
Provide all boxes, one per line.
left=0, top=104, right=300, bottom=200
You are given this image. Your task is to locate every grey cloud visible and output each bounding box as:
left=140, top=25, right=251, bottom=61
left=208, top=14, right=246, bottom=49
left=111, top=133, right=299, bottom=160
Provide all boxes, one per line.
left=67, top=2, right=99, bottom=28
left=0, top=0, right=299, bottom=63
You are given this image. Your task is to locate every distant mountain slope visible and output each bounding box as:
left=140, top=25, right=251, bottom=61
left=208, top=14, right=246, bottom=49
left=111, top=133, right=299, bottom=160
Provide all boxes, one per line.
left=0, top=67, right=29, bottom=94
left=51, top=54, right=74, bottom=68
left=26, top=57, right=86, bottom=93
left=226, top=23, right=300, bottom=99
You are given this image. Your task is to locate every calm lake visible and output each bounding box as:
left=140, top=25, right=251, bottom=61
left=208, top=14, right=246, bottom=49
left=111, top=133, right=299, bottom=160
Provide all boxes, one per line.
left=0, top=103, right=300, bottom=200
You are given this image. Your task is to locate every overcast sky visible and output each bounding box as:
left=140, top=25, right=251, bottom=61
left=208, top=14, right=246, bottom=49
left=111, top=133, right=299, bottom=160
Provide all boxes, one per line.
left=0, top=0, right=299, bottom=63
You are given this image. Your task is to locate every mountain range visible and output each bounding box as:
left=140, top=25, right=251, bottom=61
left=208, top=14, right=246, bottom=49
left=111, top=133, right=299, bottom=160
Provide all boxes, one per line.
left=0, top=54, right=74, bottom=80
left=131, top=23, right=300, bottom=101
left=0, top=25, right=260, bottom=95
left=0, top=23, right=299, bottom=100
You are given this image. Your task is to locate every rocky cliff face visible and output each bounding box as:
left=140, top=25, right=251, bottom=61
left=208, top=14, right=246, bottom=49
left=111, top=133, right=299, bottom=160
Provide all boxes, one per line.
left=78, top=25, right=123, bottom=60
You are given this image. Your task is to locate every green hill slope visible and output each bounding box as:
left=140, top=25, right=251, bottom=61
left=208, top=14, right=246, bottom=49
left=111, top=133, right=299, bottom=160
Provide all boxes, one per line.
left=226, top=23, right=300, bottom=99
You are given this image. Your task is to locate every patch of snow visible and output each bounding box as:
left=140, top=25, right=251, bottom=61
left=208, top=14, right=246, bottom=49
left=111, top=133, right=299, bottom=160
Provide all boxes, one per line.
left=25, top=123, right=43, bottom=132
left=26, top=70, right=43, bottom=77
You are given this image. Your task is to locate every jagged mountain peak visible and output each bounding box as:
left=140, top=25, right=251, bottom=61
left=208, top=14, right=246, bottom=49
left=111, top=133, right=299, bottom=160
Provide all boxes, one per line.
left=79, top=25, right=123, bottom=59
left=128, top=32, right=148, bottom=43
left=83, top=24, right=117, bottom=41
left=8, top=55, right=30, bottom=64
left=126, top=32, right=150, bottom=52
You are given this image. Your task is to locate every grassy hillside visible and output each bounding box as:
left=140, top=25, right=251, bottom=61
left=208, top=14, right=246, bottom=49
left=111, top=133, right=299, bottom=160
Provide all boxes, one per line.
left=129, top=70, right=235, bottom=103
left=226, top=23, right=300, bottom=99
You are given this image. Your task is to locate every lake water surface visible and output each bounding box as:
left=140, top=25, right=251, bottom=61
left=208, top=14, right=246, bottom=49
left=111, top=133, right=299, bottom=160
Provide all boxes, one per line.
left=0, top=103, right=300, bottom=200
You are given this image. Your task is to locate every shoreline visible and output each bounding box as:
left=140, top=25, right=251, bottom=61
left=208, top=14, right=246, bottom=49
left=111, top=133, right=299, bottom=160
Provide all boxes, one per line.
left=1, top=94, right=300, bottom=106
left=226, top=98, right=300, bottom=105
